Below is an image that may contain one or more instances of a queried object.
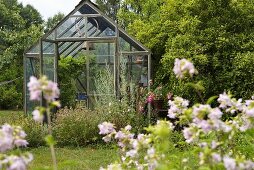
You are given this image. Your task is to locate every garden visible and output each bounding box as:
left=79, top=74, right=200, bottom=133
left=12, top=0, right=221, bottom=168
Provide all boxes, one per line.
left=1, top=0, right=254, bottom=170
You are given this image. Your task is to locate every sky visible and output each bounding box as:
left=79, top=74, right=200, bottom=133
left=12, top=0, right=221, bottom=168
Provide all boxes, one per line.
left=18, top=0, right=82, bottom=20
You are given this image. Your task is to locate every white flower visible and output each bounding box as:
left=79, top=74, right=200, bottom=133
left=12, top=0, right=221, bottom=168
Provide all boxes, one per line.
left=98, top=122, right=115, bottom=135
left=115, top=131, right=125, bottom=140
left=126, top=149, right=137, bottom=158
left=212, top=153, right=221, bottom=163
left=7, top=156, right=27, bottom=170
left=209, top=108, right=223, bottom=120
left=199, top=120, right=212, bottom=133
left=102, top=135, right=112, bottom=143
left=147, top=147, right=155, bottom=155
left=173, top=58, right=197, bottom=79
left=32, top=110, right=44, bottom=122
left=218, top=92, right=232, bottom=109
left=42, top=80, right=60, bottom=102
left=124, top=125, right=132, bottom=131
left=168, top=97, right=189, bottom=119
left=0, top=131, right=13, bottom=152
left=14, top=139, right=28, bottom=147
left=183, top=127, right=195, bottom=143
left=223, top=156, right=236, bottom=170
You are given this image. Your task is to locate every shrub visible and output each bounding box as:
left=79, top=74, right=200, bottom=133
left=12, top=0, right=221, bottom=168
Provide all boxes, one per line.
left=53, top=102, right=148, bottom=147
left=0, top=113, right=48, bottom=147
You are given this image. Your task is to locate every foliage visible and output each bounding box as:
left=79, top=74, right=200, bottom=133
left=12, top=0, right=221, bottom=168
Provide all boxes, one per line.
left=96, top=0, right=120, bottom=21
left=117, top=0, right=254, bottom=102
left=58, top=55, right=86, bottom=107
left=0, top=0, right=43, bottom=109
left=44, top=12, right=65, bottom=33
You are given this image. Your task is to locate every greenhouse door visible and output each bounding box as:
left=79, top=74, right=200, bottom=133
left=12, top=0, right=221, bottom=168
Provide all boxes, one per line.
left=78, top=41, right=116, bottom=108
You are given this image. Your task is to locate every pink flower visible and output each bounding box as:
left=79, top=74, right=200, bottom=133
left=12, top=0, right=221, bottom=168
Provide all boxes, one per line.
left=28, top=76, right=60, bottom=102
left=43, top=81, right=60, bottom=102
left=27, top=76, right=41, bottom=101
left=147, top=93, right=154, bottom=103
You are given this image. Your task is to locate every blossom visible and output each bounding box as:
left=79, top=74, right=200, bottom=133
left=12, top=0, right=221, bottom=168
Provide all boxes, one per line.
left=32, top=110, right=44, bottom=122
left=126, top=149, right=138, bottom=158
left=223, top=156, right=236, bottom=170
left=147, top=93, right=154, bottom=103
left=6, top=156, right=27, bottom=170
left=198, top=120, right=212, bottom=133
left=183, top=127, right=195, bottom=143
left=212, top=153, right=221, bottom=163
left=208, top=108, right=223, bottom=120
left=14, top=139, right=28, bottom=147
left=102, top=135, right=112, bottom=143
left=98, top=122, right=115, bottom=135
left=168, top=97, right=189, bottom=119
left=0, top=130, right=13, bottom=152
left=0, top=124, right=30, bottom=152
left=27, top=76, right=41, bottom=101
left=28, top=76, right=60, bottom=102
left=218, top=92, right=232, bottom=109
left=115, top=131, right=125, bottom=140
left=173, top=58, right=197, bottom=79
left=125, top=125, right=132, bottom=131
left=42, top=80, right=60, bottom=102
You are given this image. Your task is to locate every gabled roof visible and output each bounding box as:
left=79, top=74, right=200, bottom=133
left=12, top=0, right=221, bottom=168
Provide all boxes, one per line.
left=25, top=0, right=150, bottom=54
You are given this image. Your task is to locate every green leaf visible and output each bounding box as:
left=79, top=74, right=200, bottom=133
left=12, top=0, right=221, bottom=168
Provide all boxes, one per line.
left=186, top=81, right=205, bottom=92
left=206, top=96, right=218, bottom=104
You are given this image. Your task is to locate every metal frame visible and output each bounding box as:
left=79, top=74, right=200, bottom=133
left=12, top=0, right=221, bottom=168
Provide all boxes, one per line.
left=24, top=0, right=151, bottom=118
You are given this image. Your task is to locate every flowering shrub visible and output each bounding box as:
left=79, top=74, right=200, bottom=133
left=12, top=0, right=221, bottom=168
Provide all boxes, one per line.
left=0, top=124, right=33, bottom=169
left=99, top=58, right=254, bottom=170
left=99, top=120, right=173, bottom=170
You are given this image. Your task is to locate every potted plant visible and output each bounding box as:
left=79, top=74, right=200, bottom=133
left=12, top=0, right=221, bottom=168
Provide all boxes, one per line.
left=147, top=85, right=166, bottom=110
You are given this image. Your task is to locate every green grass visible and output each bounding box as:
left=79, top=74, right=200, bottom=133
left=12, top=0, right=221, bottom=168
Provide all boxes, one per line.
left=28, top=146, right=118, bottom=170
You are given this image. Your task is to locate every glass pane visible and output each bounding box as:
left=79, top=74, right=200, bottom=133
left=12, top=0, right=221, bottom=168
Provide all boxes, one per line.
left=25, top=57, right=40, bottom=113
left=87, top=43, right=115, bottom=98
left=26, top=43, right=40, bottom=54
left=78, top=4, right=99, bottom=14
left=42, top=42, right=55, bottom=81
left=121, top=55, right=148, bottom=87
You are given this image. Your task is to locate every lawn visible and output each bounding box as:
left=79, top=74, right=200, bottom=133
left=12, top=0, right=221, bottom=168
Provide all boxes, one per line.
left=28, top=146, right=118, bottom=170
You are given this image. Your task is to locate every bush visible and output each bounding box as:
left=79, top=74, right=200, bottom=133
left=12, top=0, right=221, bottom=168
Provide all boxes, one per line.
left=1, top=114, right=48, bottom=147
left=53, top=102, right=148, bottom=147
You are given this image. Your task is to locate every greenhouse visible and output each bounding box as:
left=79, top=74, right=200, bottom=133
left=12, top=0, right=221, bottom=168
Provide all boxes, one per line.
left=24, top=0, right=151, bottom=113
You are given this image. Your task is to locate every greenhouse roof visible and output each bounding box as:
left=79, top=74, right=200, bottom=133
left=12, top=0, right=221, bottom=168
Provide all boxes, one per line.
left=25, top=0, right=150, bottom=55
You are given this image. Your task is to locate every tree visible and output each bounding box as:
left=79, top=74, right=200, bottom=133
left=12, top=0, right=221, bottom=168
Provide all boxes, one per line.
left=0, top=0, right=43, bottom=109
left=117, top=0, right=254, bottom=101
left=44, top=12, right=65, bottom=33
left=95, top=0, right=121, bottom=21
